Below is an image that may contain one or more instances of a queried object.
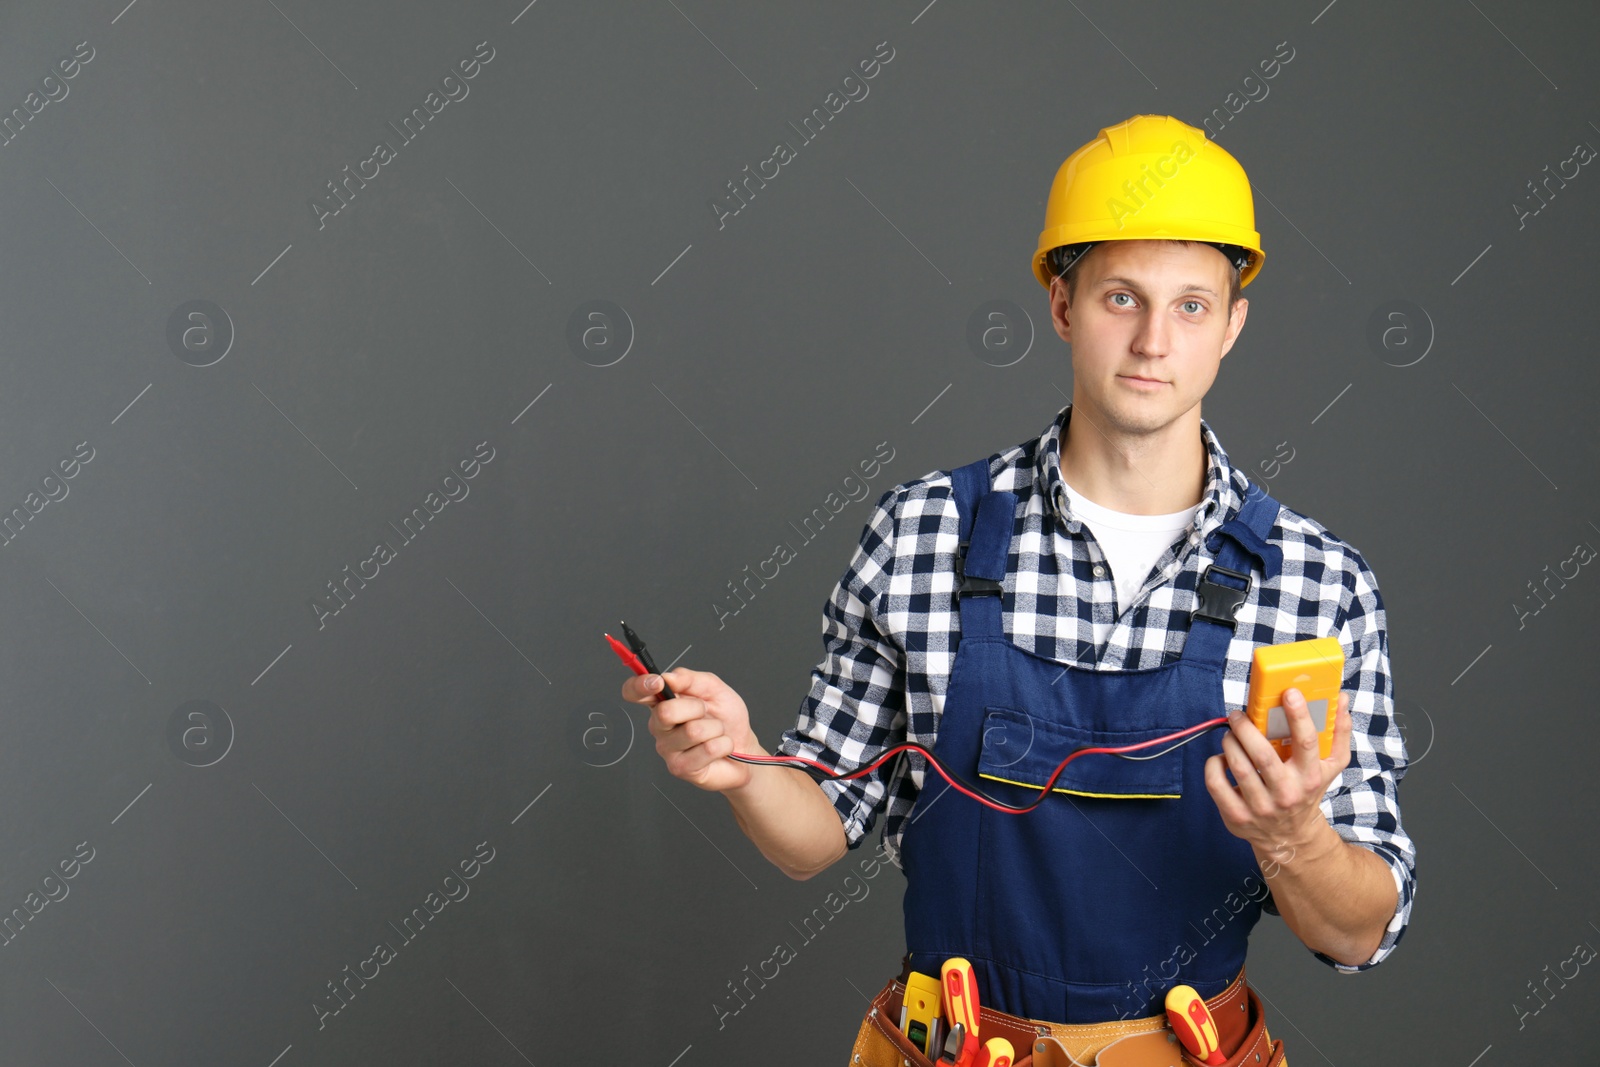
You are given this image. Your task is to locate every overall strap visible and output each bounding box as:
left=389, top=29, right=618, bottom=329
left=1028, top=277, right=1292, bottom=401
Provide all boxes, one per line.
left=1182, top=483, right=1285, bottom=667
left=953, top=458, right=1017, bottom=640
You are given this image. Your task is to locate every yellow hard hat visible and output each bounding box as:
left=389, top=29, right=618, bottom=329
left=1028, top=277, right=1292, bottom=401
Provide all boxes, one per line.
left=1032, top=114, right=1264, bottom=290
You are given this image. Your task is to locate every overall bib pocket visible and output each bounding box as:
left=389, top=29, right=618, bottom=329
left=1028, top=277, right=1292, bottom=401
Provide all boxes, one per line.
left=976, top=706, right=1186, bottom=800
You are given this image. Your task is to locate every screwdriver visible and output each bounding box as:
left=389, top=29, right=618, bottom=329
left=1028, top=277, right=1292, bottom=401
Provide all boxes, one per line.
left=974, top=1037, right=1014, bottom=1067
left=1164, top=984, right=1226, bottom=1066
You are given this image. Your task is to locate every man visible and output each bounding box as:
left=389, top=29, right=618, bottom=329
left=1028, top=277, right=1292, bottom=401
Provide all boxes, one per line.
left=626, top=115, right=1414, bottom=1065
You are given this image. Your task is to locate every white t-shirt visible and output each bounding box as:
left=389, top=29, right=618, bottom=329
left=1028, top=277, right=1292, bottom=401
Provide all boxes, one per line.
left=1061, top=480, right=1201, bottom=619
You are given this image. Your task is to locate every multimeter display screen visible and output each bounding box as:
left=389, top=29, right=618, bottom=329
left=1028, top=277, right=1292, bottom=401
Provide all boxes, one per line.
left=1264, top=697, right=1330, bottom=739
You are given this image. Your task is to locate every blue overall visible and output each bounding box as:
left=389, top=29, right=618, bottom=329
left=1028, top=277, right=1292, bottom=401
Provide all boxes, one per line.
left=901, top=457, right=1286, bottom=1024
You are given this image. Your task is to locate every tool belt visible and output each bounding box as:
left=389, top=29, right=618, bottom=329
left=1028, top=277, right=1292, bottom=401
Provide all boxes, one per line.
left=847, top=957, right=1286, bottom=1067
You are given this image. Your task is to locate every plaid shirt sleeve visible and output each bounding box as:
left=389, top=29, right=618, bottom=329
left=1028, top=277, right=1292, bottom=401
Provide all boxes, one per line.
left=771, top=488, right=909, bottom=850
left=1261, top=542, right=1417, bottom=972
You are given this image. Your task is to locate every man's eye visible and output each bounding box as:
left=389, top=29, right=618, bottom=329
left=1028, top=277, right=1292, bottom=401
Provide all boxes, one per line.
left=1110, top=292, right=1134, bottom=307
left=1182, top=301, right=1204, bottom=314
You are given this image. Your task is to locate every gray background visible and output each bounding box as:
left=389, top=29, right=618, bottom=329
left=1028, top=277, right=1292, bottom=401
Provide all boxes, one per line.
left=0, top=0, right=1594, bottom=1064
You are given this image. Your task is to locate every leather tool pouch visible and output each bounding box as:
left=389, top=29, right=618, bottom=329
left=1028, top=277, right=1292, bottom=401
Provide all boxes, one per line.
left=846, top=973, right=1285, bottom=1067
left=846, top=975, right=1046, bottom=1067
left=1170, top=982, right=1286, bottom=1067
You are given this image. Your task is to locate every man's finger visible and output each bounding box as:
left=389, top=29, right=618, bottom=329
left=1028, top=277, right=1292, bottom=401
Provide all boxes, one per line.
left=651, top=691, right=705, bottom=729
left=658, top=713, right=715, bottom=753
left=623, top=674, right=662, bottom=703
left=674, top=733, right=736, bottom=780
left=653, top=705, right=708, bottom=752
left=659, top=666, right=703, bottom=695
left=1282, top=687, right=1324, bottom=778
left=1219, top=731, right=1271, bottom=812
left=646, top=697, right=684, bottom=740
left=1225, top=708, right=1285, bottom=791
left=1204, top=752, right=1252, bottom=827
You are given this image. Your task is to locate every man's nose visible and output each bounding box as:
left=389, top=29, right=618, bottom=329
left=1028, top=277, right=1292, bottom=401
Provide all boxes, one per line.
left=1131, top=310, right=1171, bottom=357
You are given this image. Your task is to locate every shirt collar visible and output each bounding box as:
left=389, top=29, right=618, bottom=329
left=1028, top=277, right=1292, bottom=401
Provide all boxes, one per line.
left=1035, top=402, right=1248, bottom=542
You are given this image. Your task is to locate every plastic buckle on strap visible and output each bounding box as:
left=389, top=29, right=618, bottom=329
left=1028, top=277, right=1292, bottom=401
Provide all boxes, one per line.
left=955, top=540, right=1003, bottom=599
left=1193, top=564, right=1251, bottom=627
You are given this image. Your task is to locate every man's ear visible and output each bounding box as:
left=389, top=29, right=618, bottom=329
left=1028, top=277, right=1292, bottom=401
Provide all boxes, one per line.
left=1219, top=296, right=1249, bottom=358
left=1050, top=276, right=1073, bottom=345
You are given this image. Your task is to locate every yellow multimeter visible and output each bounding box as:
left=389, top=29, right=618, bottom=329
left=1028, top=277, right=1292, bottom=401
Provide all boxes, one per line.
left=1243, top=636, right=1344, bottom=761
left=898, top=970, right=944, bottom=1057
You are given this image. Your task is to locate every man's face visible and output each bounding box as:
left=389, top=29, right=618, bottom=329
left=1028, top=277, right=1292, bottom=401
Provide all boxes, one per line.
left=1048, top=240, right=1248, bottom=435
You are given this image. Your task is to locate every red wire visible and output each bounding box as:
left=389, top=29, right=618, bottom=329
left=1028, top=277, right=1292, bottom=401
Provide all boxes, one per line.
left=725, top=716, right=1229, bottom=814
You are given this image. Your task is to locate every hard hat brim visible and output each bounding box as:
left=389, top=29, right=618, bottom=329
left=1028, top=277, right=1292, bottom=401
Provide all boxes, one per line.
left=1033, top=231, right=1264, bottom=291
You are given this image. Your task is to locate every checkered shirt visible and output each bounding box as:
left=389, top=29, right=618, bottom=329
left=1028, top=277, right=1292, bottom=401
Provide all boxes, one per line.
left=774, top=403, right=1416, bottom=972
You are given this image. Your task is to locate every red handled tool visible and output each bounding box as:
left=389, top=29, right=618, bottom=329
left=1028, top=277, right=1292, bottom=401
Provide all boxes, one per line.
left=973, top=1037, right=1013, bottom=1067
left=939, top=958, right=982, bottom=1067
left=1165, top=984, right=1227, bottom=1066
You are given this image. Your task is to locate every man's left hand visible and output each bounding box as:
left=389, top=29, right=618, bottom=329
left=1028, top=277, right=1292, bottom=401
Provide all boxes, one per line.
left=1203, top=688, right=1352, bottom=859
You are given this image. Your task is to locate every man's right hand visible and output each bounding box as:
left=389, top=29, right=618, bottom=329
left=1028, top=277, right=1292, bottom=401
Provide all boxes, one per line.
left=627, top=667, right=757, bottom=794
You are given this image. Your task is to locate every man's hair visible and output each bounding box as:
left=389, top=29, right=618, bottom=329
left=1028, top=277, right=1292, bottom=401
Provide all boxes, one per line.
left=1047, top=240, right=1245, bottom=318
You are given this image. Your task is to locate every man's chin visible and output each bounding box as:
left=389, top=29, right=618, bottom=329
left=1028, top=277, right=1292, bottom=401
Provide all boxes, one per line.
left=1097, top=392, right=1180, bottom=433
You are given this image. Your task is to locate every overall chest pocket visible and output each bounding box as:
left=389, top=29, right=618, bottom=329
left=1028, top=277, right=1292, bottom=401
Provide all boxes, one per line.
left=976, top=706, right=1185, bottom=799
